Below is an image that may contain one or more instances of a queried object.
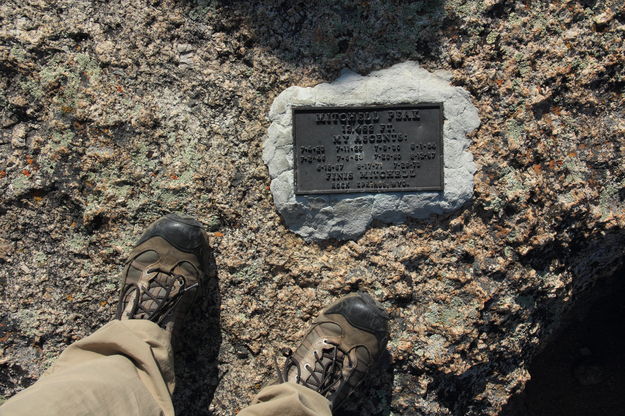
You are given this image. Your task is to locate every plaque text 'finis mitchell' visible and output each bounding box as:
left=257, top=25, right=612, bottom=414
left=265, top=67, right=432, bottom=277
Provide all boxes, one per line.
left=293, top=104, right=444, bottom=195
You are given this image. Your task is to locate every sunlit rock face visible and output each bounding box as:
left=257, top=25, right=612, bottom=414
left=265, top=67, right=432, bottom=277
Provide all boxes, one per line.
left=0, top=1, right=623, bottom=415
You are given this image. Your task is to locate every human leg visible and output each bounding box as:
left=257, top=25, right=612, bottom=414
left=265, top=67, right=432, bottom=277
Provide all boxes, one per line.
left=237, top=382, right=332, bottom=416
left=0, top=214, right=212, bottom=416
left=0, top=320, right=173, bottom=416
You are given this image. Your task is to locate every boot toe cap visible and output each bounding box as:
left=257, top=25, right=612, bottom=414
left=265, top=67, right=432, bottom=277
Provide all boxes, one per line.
left=324, top=292, right=389, bottom=342
left=137, top=214, right=209, bottom=254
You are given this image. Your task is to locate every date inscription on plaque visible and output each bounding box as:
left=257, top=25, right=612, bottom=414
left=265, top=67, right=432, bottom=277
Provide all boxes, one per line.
left=293, top=104, right=443, bottom=194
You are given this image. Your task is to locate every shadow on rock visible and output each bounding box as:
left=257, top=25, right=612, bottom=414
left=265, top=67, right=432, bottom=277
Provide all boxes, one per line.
left=500, top=265, right=625, bottom=416
left=183, top=0, right=446, bottom=75
left=337, top=350, right=394, bottom=416
left=172, top=251, right=221, bottom=415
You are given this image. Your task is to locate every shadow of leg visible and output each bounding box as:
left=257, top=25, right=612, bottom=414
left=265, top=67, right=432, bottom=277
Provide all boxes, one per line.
left=172, top=252, right=222, bottom=415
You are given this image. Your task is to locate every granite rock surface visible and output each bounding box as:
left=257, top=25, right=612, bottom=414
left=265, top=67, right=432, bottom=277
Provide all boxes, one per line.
left=1, top=0, right=624, bottom=415
left=264, top=62, right=480, bottom=241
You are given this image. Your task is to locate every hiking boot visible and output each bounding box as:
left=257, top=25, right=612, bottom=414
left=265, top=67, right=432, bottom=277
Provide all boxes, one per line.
left=276, top=292, right=389, bottom=410
left=115, top=213, right=211, bottom=335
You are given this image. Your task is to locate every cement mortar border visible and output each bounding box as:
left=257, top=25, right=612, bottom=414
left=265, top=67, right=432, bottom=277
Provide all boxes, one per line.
left=263, top=61, right=480, bottom=241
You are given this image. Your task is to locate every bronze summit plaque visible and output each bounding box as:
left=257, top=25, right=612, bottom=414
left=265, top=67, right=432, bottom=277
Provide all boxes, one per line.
left=293, top=104, right=443, bottom=195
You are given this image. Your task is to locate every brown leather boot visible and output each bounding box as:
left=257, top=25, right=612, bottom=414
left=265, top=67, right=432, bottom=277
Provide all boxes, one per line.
left=277, top=292, right=389, bottom=410
left=115, top=214, right=211, bottom=336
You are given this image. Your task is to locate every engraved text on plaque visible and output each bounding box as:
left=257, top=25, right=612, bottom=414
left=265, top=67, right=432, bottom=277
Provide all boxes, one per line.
left=293, top=104, right=443, bottom=194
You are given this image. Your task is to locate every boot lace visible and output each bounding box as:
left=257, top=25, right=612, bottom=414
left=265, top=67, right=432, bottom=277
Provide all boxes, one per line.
left=276, top=339, right=353, bottom=398
left=116, top=268, right=198, bottom=325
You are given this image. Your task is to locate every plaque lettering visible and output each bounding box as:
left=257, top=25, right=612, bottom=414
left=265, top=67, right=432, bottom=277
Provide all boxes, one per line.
left=293, top=104, right=443, bottom=194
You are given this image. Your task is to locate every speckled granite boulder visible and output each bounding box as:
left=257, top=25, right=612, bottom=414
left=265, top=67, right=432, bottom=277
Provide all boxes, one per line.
left=1, top=1, right=624, bottom=416
left=264, top=62, right=480, bottom=241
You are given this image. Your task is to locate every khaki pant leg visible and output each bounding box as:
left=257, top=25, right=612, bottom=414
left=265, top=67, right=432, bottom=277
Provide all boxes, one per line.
left=238, top=382, right=332, bottom=416
left=0, top=320, right=174, bottom=416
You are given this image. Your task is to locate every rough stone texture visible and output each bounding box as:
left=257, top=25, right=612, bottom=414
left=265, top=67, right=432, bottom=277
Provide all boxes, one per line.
left=264, top=62, right=480, bottom=241
left=0, top=1, right=624, bottom=415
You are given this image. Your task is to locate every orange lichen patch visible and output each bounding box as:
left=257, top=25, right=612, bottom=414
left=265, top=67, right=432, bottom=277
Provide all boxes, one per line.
left=33, top=196, right=43, bottom=202
left=99, top=300, right=107, bottom=307
left=532, top=164, right=542, bottom=174
left=22, top=169, right=31, bottom=176
left=214, top=232, right=224, bottom=237
left=0, top=170, right=6, bottom=178
left=495, top=79, right=504, bottom=87
left=495, top=226, right=511, bottom=239
left=547, top=160, right=563, bottom=169
left=397, top=341, right=413, bottom=352
left=26, top=156, right=34, bottom=165
left=66, top=294, right=74, bottom=301
left=116, top=85, right=124, bottom=93
left=170, top=174, right=179, bottom=180
left=568, top=152, right=577, bottom=158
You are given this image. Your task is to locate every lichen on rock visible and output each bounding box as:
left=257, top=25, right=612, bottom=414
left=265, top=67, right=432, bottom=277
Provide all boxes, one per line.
left=1, top=0, right=624, bottom=415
